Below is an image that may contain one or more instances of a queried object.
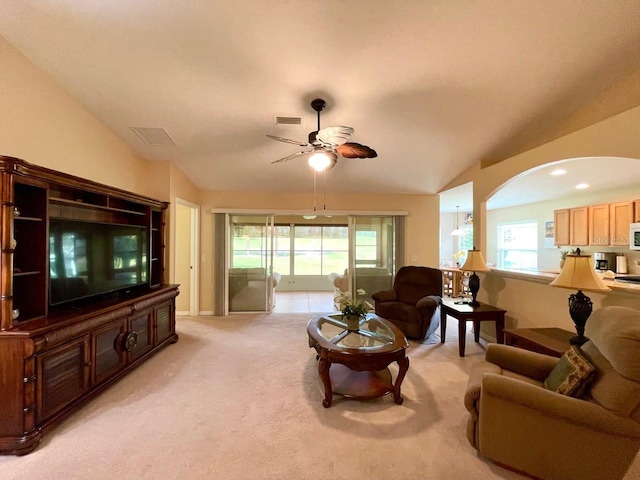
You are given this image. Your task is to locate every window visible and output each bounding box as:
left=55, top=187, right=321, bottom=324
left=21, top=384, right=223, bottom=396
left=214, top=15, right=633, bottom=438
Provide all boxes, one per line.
left=293, top=225, right=348, bottom=275
left=497, top=221, right=538, bottom=271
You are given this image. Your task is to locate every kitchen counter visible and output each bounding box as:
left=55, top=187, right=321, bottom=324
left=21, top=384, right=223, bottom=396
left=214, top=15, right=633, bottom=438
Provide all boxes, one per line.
left=484, top=269, right=640, bottom=295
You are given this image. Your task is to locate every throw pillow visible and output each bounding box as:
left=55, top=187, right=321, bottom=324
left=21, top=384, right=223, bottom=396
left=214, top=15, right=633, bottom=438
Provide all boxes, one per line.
left=544, top=345, right=596, bottom=397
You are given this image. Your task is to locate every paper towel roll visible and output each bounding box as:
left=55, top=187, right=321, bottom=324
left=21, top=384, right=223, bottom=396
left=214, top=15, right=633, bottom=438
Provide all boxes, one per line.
left=617, top=256, right=628, bottom=274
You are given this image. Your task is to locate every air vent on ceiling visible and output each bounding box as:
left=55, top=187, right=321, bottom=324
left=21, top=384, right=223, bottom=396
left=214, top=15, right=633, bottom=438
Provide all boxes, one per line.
left=274, top=115, right=303, bottom=127
left=129, top=127, right=176, bottom=146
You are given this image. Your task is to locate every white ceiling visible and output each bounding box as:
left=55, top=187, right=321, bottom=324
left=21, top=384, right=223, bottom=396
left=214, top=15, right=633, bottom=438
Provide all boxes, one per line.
left=2, top=1, right=640, bottom=203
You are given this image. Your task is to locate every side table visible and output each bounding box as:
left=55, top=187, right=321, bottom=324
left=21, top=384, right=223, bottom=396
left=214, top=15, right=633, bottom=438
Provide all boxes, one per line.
left=504, top=327, right=573, bottom=358
left=440, top=298, right=506, bottom=357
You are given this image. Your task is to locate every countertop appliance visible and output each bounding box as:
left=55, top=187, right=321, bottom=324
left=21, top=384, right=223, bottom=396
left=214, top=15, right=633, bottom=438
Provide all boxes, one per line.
left=594, top=252, right=617, bottom=273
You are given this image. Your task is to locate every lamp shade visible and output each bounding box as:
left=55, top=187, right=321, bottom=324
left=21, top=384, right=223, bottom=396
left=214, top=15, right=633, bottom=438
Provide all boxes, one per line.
left=549, top=254, right=610, bottom=291
left=459, top=249, right=490, bottom=272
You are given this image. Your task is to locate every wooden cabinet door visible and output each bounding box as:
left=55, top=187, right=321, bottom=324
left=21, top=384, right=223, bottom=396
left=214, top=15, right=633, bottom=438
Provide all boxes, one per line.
left=554, top=209, right=570, bottom=246
left=589, top=204, right=610, bottom=245
left=36, top=336, right=90, bottom=423
left=610, top=201, right=634, bottom=246
left=130, top=310, right=154, bottom=360
left=634, top=200, right=640, bottom=223
left=92, top=320, right=127, bottom=385
left=155, top=301, right=175, bottom=345
left=569, top=207, right=589, bottom=246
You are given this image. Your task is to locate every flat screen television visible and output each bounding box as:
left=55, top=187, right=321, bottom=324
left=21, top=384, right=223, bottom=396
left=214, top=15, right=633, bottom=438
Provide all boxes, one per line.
left=49, top=219, right=148, bottom=306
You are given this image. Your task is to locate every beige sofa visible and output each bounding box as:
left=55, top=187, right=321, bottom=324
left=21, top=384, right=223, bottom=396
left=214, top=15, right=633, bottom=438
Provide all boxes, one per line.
left=328, top=267, right=393, bottom=305
left=464, top=306, right=640, bottom=480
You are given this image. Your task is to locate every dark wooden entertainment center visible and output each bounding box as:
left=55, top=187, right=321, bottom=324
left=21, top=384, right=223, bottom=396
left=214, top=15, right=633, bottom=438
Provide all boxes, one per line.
left=0, top=156, right=178, bottom=455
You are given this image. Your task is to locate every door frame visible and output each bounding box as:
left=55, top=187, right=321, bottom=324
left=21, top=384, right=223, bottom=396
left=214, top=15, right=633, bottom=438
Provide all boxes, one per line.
left=175, top=198, right=200, bottom=316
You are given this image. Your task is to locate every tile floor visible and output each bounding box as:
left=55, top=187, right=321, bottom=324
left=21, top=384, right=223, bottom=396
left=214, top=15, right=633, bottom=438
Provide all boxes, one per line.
left=273, top=291, right=336, bottom=313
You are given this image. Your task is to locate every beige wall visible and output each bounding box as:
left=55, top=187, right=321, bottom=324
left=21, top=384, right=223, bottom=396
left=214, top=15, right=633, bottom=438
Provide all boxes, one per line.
left=175, top=204, right=192, bottom=312
left=0, top=36, right=169, bottom=200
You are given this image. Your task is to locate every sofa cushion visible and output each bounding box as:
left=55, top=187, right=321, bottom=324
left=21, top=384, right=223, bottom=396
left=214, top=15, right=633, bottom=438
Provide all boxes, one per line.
left=581, top=341, right=640, bottom=418
left=544, top=346, right=596, bottom=397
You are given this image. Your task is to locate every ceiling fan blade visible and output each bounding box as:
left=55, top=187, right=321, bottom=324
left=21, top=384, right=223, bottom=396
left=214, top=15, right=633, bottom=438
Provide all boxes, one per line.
left=266, top=135, right=310, bottom=147
left=270, top=150, right=310, bottom=164
left=336, top=142, right=378, bottom=159
left=316, top=126, right=354, bottom=146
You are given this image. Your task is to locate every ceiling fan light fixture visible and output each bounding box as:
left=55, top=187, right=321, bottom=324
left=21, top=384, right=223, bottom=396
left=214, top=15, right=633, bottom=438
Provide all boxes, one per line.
left=308, top=152, right=331, bottom=172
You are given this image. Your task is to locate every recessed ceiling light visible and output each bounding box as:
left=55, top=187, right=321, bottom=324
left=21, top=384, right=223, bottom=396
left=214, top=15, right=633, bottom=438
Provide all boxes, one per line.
left=550, top=169, right=567, bottom=176
left=575, top=183, right=589, bottom=189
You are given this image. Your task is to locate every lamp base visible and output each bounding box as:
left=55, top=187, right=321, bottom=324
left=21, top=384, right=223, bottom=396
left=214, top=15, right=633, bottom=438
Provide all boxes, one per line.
left=568, top=290, right=593, bottom=347
left=569, top=334, right=589, bottom=347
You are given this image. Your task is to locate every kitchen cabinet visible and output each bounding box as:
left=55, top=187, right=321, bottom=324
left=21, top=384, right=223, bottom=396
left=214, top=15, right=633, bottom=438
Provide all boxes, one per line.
left=569, top=207, right=589, bottom=246
left=589, top=204, right=610, bottom=246
left=554, top=209, right=570, bottom=245
left=610, top=201, right=634, bottom=246
left=634, top=200, right=640, bottom=223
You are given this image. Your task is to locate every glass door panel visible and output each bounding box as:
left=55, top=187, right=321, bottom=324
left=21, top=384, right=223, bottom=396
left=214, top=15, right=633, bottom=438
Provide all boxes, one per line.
left=228, top=215, right=274, bottom=312
left=350, top=216, right=395, bottom=304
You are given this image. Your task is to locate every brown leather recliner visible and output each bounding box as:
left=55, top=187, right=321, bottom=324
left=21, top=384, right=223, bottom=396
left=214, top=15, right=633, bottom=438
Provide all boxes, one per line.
left=372, top=266, right=442, bottom=340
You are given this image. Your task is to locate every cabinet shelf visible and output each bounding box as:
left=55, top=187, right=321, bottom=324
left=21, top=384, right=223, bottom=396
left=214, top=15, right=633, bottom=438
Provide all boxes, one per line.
left=50, top=197, right=147, bottom=216
left=13, top=271, right=41, bottom=277
left=14, top=216, right=43, bottom=222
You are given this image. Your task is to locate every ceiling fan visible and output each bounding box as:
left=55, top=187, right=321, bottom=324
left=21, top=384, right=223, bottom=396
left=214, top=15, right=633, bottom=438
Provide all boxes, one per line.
left=266, top=98, right=377, bottom=171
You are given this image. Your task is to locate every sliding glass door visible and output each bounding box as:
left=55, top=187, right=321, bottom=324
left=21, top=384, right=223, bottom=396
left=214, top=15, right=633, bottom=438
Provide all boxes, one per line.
left=351, top=216, right=396, bottom=303
left=228, top=215, right=274, bottom=312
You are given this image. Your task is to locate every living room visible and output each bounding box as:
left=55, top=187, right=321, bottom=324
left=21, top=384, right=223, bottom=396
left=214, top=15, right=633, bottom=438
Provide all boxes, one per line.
left=1, top=3, right=640, bottom=479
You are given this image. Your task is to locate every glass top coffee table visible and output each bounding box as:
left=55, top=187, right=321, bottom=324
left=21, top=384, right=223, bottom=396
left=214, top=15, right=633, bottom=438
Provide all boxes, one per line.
left=307, top=312, right=409, bottom=408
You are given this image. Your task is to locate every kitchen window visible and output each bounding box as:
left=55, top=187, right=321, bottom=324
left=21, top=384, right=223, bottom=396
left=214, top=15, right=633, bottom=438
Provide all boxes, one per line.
left=497, top=221, right=538, bottom=271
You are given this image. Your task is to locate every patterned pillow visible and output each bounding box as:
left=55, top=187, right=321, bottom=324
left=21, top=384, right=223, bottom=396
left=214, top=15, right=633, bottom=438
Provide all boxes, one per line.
left=544, top=346, right=596, bottom=397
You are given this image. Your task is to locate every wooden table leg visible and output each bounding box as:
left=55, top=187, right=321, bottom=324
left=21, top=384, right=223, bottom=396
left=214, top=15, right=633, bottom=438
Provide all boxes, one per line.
left=318, top=355, right=333, bottom=408
left=394, top=356, right=409, bottom=405
left=440, top=307, right=447, bottom=344
left=496, top=313, right=505, bottom=344
left=458, top=319, right=466, bottom=357
left=473, top=320, right=480, bottom=342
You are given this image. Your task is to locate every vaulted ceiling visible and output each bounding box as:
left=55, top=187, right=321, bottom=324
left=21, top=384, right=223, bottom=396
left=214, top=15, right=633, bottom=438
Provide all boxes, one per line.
left=2, top=1, right=640, bottom=201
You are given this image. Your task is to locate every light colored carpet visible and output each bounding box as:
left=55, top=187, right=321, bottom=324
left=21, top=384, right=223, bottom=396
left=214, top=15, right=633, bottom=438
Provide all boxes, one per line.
left=0, top=313, right=638, bottom=480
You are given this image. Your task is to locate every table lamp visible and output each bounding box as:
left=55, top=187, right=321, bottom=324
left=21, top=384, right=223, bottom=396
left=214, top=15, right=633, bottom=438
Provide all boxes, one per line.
left=459, top=248, right=491, bottom=306
left=549, top=249, right=610, bottom=346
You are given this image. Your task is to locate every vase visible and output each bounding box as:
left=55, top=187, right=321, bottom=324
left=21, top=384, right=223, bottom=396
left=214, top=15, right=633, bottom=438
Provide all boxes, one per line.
left=345, top=315, right=361, bottom=332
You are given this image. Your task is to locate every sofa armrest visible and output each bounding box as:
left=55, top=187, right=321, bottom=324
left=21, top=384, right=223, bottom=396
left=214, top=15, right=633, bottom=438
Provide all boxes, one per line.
left=485, top=343, right=559, bottom=381
left=416, top=295, right=441, bottom=311
left=481, top=373, right=640, bottom=437
left=372, top=289, right=397, bottom=303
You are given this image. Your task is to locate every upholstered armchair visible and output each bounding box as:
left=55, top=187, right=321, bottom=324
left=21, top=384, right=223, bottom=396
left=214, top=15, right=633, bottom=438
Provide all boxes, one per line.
left=464, top=306, right=640, bottom=480
left=371, top=266, right=442, bottom=340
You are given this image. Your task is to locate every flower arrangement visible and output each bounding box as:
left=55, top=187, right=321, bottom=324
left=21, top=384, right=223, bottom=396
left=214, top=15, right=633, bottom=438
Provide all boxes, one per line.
left=335, top=288, right=372, bottom=318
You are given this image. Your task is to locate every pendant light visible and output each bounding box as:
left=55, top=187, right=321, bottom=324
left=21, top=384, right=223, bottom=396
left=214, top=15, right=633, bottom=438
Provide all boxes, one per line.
left=450, top=206, right=463, bottom=236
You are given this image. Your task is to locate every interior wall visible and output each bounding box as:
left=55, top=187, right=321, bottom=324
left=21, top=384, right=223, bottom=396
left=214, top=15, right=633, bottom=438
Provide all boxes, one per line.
left=0, top=36, right=168, bottom=200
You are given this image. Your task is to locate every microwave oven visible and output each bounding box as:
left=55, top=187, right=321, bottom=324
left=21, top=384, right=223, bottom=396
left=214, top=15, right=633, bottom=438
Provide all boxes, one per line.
left=630, top=223, right=640, bottom=250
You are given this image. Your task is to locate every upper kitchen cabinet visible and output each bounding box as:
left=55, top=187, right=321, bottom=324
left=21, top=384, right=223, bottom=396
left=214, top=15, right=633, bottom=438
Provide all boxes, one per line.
left=554, top=209, right=570, bottom=246
left=635, top=200, right=640, bottom=223
left=610, top=201, right=634, bottom=246
left=554, top=207, right=588, bottom=246
left=589, top=204, right=610, bottom=246
left=569, top=207, right=589, bottom=246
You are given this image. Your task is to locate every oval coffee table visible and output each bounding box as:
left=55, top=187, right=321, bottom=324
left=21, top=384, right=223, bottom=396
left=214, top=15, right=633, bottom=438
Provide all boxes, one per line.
left=307, top=312, right=409, bottom=408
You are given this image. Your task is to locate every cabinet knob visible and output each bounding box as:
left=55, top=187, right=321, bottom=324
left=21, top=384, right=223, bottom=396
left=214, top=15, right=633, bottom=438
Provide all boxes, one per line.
left=120, top=331, right=138, bottom=352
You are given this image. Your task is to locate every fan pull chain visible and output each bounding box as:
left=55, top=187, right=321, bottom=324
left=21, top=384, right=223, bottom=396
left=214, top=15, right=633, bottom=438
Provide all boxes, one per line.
left=313, top=170, right=317, bottom=211
left=323, top=170, right=327, bottom=210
